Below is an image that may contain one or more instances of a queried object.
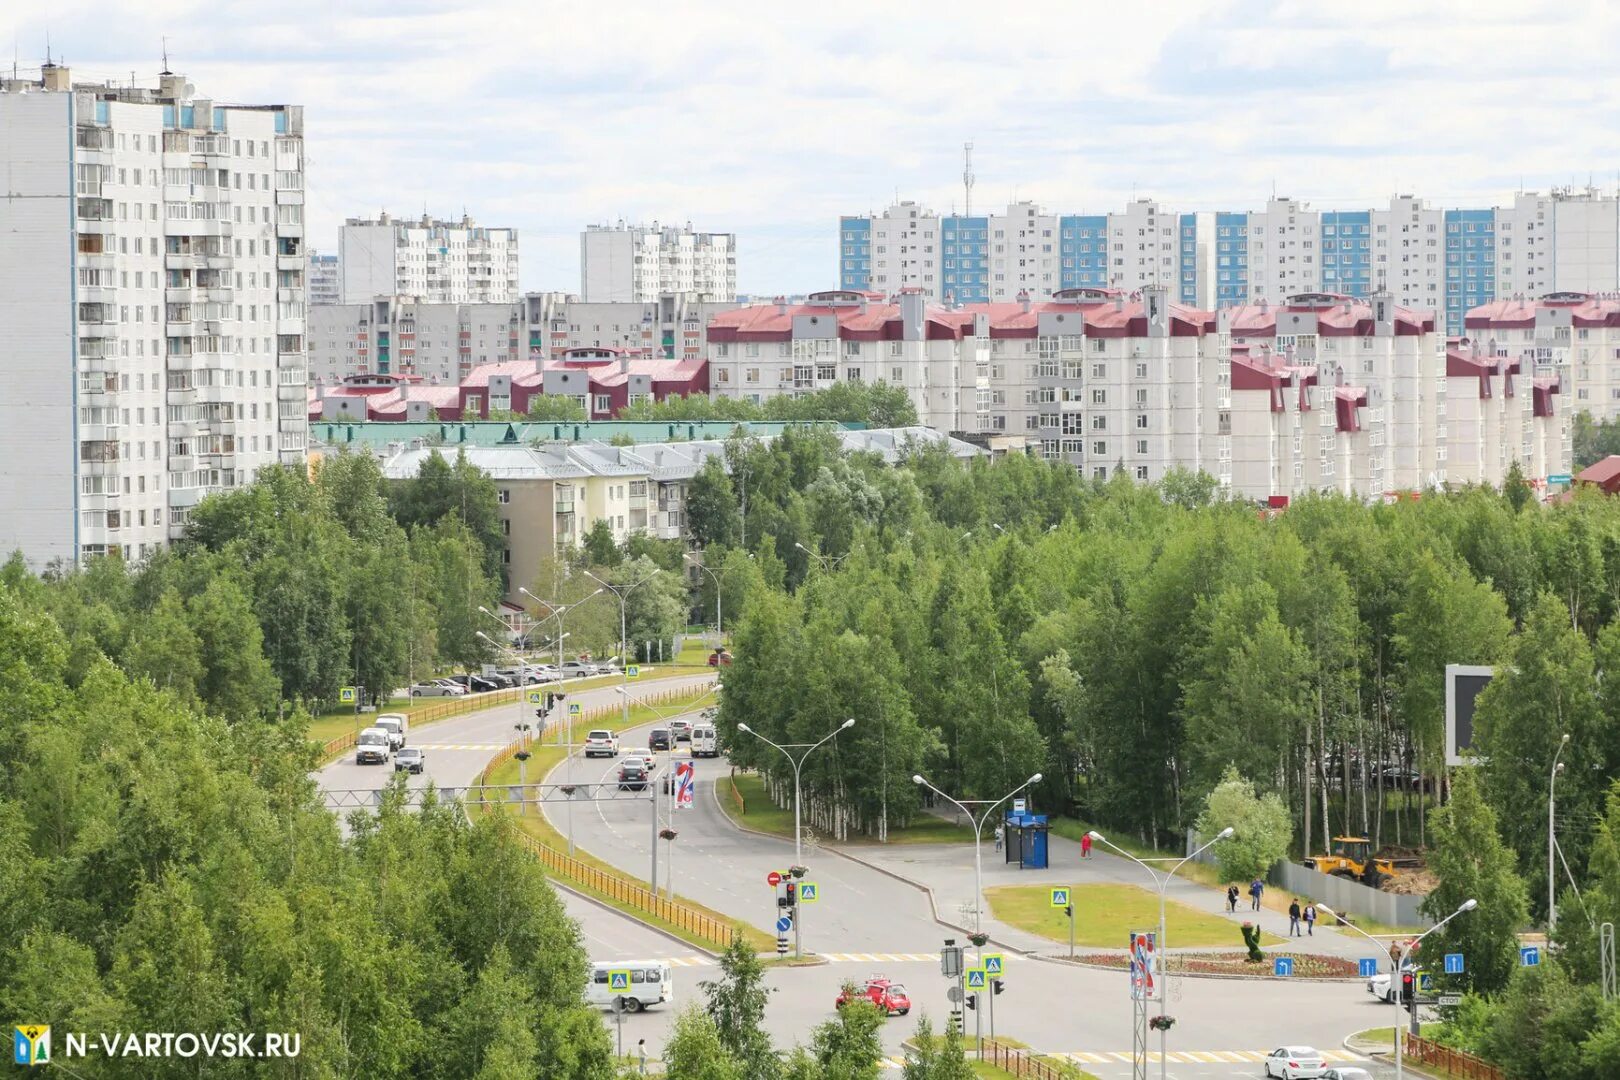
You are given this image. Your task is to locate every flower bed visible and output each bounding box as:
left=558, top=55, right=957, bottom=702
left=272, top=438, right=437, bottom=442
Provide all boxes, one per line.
left=1073, top=951, right=1359, bottom=978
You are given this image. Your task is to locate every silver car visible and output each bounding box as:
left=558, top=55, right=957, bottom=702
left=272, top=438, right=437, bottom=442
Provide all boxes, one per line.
left=410, top=681, right=463, bottom=697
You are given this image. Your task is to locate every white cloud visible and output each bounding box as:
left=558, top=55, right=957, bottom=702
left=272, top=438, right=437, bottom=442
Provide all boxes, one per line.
left=6, top=0, right=1618, bottom=293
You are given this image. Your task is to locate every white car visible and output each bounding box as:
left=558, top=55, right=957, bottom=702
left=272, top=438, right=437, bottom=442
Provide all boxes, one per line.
left=561, top=660, right=599, bottom=678
left=1366, top=964, right=1415, bottom=1003
left=410, top=681, right=464, bottom=697
left=355, top=727, right=392, bottom=765
left=583, top=730, right=620, bottom=758
left=1264, top=1047, right=1326, bottom=1079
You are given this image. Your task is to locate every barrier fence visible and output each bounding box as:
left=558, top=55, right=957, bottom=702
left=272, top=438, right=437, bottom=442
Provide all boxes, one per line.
left=978, top=1041, right=1071, bottom=1080
left=471, top=683, right=735, bottom=948
left=1407, top=1035, right=1503, bottom=1080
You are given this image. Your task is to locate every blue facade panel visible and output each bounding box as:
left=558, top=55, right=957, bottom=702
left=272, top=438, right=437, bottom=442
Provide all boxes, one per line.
left=942, top=216, right=989, bottom=303
left=839, top=216, right=871, bottom=292
left=1445, top=208, right=1496, bottom=336
left=1059, top=215, right=1109, bottom=290
left=1178, top=213, right=1199, bottom=305
left=1321, top=211, right=1372, bottom=298
left=1214, top=212, right=1249, bottom=305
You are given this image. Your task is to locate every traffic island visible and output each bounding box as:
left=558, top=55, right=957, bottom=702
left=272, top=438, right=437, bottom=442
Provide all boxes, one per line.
left=984, top=883, right=1287, bottom=950
left=1063, top=950, right=1360, bottom=981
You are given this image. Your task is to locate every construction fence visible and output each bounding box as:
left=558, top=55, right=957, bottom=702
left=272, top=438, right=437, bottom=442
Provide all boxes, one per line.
left=1185, top=831, right=1432, bottom=928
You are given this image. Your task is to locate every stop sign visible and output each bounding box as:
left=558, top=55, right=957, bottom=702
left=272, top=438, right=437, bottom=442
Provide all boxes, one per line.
left=767, top=871, right=782, bottom=887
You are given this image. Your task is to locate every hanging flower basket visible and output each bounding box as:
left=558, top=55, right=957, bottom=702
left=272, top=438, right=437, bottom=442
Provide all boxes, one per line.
left=789, top=865, right=809, bottom=879
left=659, top=828, right=678, bottom=841
left=513, top=750, right=531, bottom=762
left=1149, top=1015, right=1176, bottom=1031
left=968, top=932, right=990, bottom=948
left=560, top=785, right=576, bottom=796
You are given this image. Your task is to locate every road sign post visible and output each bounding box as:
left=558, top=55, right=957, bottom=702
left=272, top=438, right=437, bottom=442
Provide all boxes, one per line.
left=1050, top=887, right=1074, bottom=957
left=982, top=955, right=1003, bottom=1042
left=1274, top=956, right=1294, bottom=977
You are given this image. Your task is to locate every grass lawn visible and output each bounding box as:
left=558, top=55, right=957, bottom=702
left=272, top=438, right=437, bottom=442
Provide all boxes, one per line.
left=985, top=882, right=1284, bottom=949
left=1048, top=817, right=1425, bottom=936
left=904, top=1037, right=1099, bottom=1080
left=721, top=773, right=974, bottom=845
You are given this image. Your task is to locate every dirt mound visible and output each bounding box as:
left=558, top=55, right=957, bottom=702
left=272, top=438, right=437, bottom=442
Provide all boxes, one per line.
left=1383, top=866, right=1438, bottom=895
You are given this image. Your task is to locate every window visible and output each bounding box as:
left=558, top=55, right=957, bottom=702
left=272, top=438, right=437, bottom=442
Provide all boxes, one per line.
left=1090, top=414, right=1107, bottom=431
left=1135, top=466, right=1149, bottom=481
left=1093, top=441, right=1108, bottom=456
left=1136, top=439, right=1149, bottom=455
left=594, top=394, right=612, bottom=413
left=744, top=368, right=759, bottom=384
left=1091, top=363, right=1107, bottom=379
left=497, top=488, right=511, bottom=504
left=1136, top=414, right=1149, bottom=429
left=1091, top=389, right=1106, bottom=405
left=716, top=368, right=731, bottom=384
left=1136, top=362, right=1148, bottom=379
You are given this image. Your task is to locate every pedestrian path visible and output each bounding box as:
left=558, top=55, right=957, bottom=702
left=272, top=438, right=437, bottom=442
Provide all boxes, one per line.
left=877, top=1049, right=1366, bottom=1069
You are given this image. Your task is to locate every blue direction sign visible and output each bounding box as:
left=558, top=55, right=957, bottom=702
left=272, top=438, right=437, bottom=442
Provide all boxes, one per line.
left=1549, top=473, right=1574, bottom=485
left=1521, top=945, right=1541, bottom=967
left=1358, top=958, right=1380, bottom=978
left=983, top=954, right=1004, bottom=976
left=776, top=916, right=793, bottom=934
left=965, top=968, right=987, bottom=991
left=1274, top=957, right=1295, bottom=977
left=1444, top=953, right=1465, bottom=975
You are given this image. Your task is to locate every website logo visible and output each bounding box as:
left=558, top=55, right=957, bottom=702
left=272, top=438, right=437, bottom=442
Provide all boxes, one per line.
left=13, top=1026, right=50, bottom=1066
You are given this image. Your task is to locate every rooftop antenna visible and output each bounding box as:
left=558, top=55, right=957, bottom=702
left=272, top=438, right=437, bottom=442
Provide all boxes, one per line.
left=963, top=142, right=975, bottom=218
left=161, top=36, right=171, bottom=75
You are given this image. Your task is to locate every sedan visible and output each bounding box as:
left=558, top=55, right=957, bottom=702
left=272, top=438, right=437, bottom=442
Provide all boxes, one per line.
left=1264, top=1047, right=1327, bottom=1079
left=561, top=661, right=598, bottom=678
left=394, top=748, right=426, bottom=774
left=410, top=682, right=463, bottom=697
left=618, top=758, right=650, bottom=791
left=835, top=978, right=910, bottom=1017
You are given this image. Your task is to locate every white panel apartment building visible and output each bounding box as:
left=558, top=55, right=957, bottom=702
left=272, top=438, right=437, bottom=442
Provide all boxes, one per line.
left=308, top=292, right=737, bottom=386
left=0, top=65, right=307, bottom=570
left=308, top=251, right=340, bottom=305
left=706, top=288, right=1566, bottom=500
left=1466, top=293, right=1620, bottom=437
left=580, top=222, right=737, bottom=303
left=339, top=213, right=519, bottom=304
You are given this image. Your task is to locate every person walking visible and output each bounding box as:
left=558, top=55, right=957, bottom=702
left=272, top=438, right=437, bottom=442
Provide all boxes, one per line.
left=1080, top=831, right=1093, bottom=859
left=1288, top=899, right=1302, bottom=937
left=1227, top=884, right=1240, bottom=913
left=1249, top=877, right=1264, bottom=911
left=637, top=1038, right=647, bottom=1074
left=994, top=824, right=1004, bottom=854
left=1304, top=902, right=1317, bottom=936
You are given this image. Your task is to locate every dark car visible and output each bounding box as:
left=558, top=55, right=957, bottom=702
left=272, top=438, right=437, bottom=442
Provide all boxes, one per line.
left=448, top=673, right=500, bottom=693
left=618, top=758, right=650, bottom=791
left=649, top=728, right=672, bottom=751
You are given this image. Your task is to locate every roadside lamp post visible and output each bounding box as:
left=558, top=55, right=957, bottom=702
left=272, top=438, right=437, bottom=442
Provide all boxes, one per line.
left=517, top=586, right=604, bottom=674
left=735, top=719, right=855, bottom=959
left=476, top=628, right=531, bottom=758
left=1551, top=733, right=1570, bottom=933
left=793, top=542, right=848, bottom=574
left=585, top=569, right=660, bottom=885
left=1089, top=827, right=1234, bottom=1080
left=1320, top=898, right=1477, bottom=1080
left=683, top=550, right=751, bottom=642
left=615, top=685, right=721, bottom=899
left=910, top=773, right=1043, bottom=941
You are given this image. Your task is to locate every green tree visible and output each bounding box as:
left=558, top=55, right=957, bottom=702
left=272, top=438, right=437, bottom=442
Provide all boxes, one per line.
left=582, top=518, right=622, bottom=568
left=663, top=1006, right=748, bottom=1080
left=1420, top=770, right=1531, bottom=994
left=687, top=455, right=739, bottom=548
left=699, top=935, right=777, bottom=1076
left=416, top=517, right=497, bottom=674
left=1196, top=766, right=1292, bottom=882
left=901, top=1015, right=974, bottom=1080
left=439, top=944, right=542, bottom=1080
left=123, top=588, right=204, bottom=701
left=187, top=574, right=279, bottom=720
left=801, top=991, right=884, bottom=1079
left=526, top=394, right=587, bottom=421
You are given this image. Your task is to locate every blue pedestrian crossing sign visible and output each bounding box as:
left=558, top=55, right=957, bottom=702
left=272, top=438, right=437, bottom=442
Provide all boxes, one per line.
left=1444, top=953, right=1465, bottom=975
left=776, top=915, right=793, bottom=934
left=339, top=686, right=356, bottom=704
left=1050, top=887, right=1070, bottom=908
left=1358, top=958, right=1379, bottom=978
left=800, top=883, right=819, bottom=903
left=965, top=968, right=987, bottom=990
left=983, top=954, right=1004, bottom=976
left=1273, top=957, right=1295, bottom=977
left=569, top=702, right=581, bottom=715
left=527, top=689, right=544, bottom=705
left=1521, top=945, right=1541, bottom=967
left=627, top=665, right=640, bottom=680
left=608, top=969, right=631, bottom=992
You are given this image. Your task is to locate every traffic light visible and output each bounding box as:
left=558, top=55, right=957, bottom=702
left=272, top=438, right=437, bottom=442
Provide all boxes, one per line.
left=964, top=995, right=977, bottom=1011
left=992, top=978, right=1005, bottom=996
left=1401, top=971, right=1415, bottom=1005
left=784, top=882, right=797, bottom=908
left=1064, top=905, right=1073, bottom=918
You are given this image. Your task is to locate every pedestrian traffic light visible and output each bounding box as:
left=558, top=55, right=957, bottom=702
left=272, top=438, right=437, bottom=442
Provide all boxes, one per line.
left=964, top=995, right=977, bottom=1011
left=1401, top=971, right=1416, bottom=1004
left=1064, top=905, right=1073, bottom=918
left=992, top=978, right=1005, bottom=996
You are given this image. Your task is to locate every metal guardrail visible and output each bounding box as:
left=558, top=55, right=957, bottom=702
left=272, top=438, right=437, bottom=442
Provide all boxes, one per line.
left=979, top=1042, right=1070, bottom=1079
left=1407, top=1035, right=1503, bottom=1080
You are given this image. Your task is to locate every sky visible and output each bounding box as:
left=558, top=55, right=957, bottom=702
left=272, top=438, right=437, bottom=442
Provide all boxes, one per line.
left=7, top=0, right=1620, bottom=296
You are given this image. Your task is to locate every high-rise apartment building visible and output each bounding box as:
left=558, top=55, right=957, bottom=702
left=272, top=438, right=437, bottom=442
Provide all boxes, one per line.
left=846, top=189, right=1620, bottom=336
left=308, top=251, right=340, bottom=305
left=339, top=213, right=519, bottom=304
left=580, top=222, right=737, bottom=302
left=0, top=64, right=307, bottom=571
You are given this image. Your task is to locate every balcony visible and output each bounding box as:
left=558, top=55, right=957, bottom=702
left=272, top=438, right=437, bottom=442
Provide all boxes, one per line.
left=77, top=198, right=113, bottom=221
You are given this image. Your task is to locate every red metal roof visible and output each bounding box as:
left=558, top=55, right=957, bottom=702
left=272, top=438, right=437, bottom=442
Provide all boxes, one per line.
left=1465, top=293, right=1620, bottom=331
left=1225, top=295, right=1434, bottom=337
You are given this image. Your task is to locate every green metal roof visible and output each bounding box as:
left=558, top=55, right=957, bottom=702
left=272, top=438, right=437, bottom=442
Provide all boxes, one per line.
left=310, top=419, right=853, bottom=450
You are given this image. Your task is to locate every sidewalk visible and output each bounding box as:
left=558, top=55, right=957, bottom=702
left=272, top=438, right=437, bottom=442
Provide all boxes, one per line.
left=841, top=825, right=1375, bottom=960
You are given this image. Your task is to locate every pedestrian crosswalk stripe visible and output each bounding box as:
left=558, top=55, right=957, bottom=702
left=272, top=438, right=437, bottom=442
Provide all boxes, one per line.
left=1060, top=1049, right=1363, bottom=1064
left=820, top=952, right=950, bottom=963
left=663, top=957, right=713, bottom=967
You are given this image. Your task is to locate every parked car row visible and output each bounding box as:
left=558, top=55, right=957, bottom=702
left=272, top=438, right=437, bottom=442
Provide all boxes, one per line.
left=407, top=659, right=629, bottom=699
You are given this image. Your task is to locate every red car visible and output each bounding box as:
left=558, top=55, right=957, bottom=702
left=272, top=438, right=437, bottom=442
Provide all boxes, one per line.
left=707, top=649, right=733, bottom=667
left=835, top=977, right=911, bottom=1016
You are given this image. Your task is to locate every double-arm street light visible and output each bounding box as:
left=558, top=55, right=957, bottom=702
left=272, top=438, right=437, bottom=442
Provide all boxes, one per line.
left=683, top=550, right=751, bottom=641
left=584, top=570, right=659, bottom=725
left=793, top=542, right=849, bottom=574
left=475, top=626, right=530, bottom=760
left=1089, top=827, right=1234, bottom=1080
left=517, top=586, right=604, bottom=672
left=736, top=718, right=855, bottom=959
left=1551, top=732, right=1570, bottom=933
left=911, top=772, right=1043, bottom=939
left=1320, top=898, right=1477, bottom=1080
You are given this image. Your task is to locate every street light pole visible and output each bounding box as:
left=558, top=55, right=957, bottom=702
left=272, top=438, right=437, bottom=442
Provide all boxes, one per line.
left=585, top=570, right=659, bottom=730
left=793, top=541, right=848, bottom=574
left=1090, top=827, right=1234, bottom=1080
left=517, top=586, right=604, bottom=857
left=1551, top=732, right=1570, bottom=933
left=1321, top=899, right=1477, bottom=1080
left=684, top=551, right=752, bottom=644
left=736, top=719, right=856, bottom=959
left=615, top=685, right=721, bottom=899
left=911, top=774, right=1044, bottom=938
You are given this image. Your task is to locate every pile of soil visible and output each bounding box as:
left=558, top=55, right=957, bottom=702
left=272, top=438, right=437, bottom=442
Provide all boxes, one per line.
left=1383, top=866, right=1438, bottom=895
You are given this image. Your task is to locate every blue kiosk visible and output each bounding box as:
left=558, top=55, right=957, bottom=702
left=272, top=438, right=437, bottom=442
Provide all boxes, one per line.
left=1003, top=811, right=1050, bottom=869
